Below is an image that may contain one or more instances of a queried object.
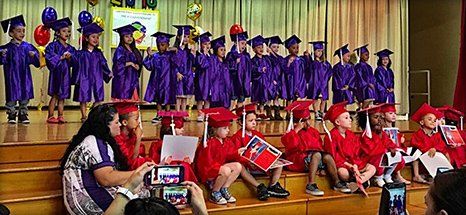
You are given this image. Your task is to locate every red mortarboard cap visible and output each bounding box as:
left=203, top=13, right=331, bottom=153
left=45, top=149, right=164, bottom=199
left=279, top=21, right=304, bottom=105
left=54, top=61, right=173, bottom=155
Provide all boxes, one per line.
left=158, top=111, right=189, bottom=128
left=201, top=107, right=238, bottom=128
left=380, top=103, right=398, bottom=113
left=284, top=100, right=315, bottom=119
left=113, top=101, right=141, bottom=115
left=436, top=105, right=464, bottom=122
left=411, top=103, right=444, bottom=124
left=324, top=101, right=348, bottom=123
left=234, top=103, right=257, bottom=118
left=358, top=103, right=384, bottom=114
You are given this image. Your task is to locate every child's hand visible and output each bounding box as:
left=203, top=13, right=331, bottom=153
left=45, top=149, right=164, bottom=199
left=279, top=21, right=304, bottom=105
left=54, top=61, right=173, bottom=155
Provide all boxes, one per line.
left=294, top=120, right=305, bottom=132
left=262, top=67, right=266, bottom=73
left=287, top=56, right=295, bottom=66
left=177, top=72, right=184, bottom=81
left=342, top=85, right=349, bottom=90
left=161, top=156, right=173, bottom=165
left=132, top=63, right=140, bottom=70
left=0, top=49, right=6, bottom=57
left=126, top=62, right=135, bottom=67
left=238, top=147, right=247, bottom=155
left=266, top=46, right=272, bottom=54
left=273, top=81, right=277, bottom=85
left=28, top=51, right=36, bottom=57
left=183, top=156, right=192, bottom=164
left=236, top=58, right=241, bottom=64
left=428, top=148, right=436, bottom=158
left=369, top=84, right=375, bottom=89
left=400, top=135, right=405, bottom=144
left=146, top=47, right=153, bottom=56
left=134, top=126, right=143, bottom=140
left=168, top=47, right=178, bottom=52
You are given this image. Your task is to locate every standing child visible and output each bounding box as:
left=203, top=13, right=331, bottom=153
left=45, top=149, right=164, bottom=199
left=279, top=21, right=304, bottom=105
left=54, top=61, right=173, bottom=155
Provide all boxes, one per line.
left=172, top=25, right=195, bottom=116
left=332, top=44, right=356, bottom=105
left=226, top=31, right=251, bottom=108
left=194, top=32, right=213, bottom=122
left=248, top=35, right=273, bottom=120
left=209, top=36, right=232, bottom=109
left=436, top=106, right=466, bottom=168
left=231, top=103, right=290, bottom=200
left=283, top=35, right=306, bottom=104
left=374, top=49, right=395, bottom=103
left=143, top=32, right=177, bottom=122
left=0, top=15, right=40, bottom=124
left=45, top=17, right=76, bottom=123
left=306, top=41, right=332, bottom=121
left=354, top=44, right=376, bottom=108
left=281, top=100, right=350, bottom=196
left=195, top=107, right=242, bottom=205
left=265, top=36, right=285, bottom=120
left=111, top=24, right=143, bottom=100
left=148, top=110, right=198, bottom=182
left=73, top=23, right=112, bottom=122
left=410, top=103, right=450, bottom=184
left=323, top=102, right=376, bottom=191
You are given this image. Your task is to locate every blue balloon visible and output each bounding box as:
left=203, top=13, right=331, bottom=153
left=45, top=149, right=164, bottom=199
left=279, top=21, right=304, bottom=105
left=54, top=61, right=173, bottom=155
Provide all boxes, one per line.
left=78, top=11, right=93, bottom=27
left=42, top=7, right=58, bottom=25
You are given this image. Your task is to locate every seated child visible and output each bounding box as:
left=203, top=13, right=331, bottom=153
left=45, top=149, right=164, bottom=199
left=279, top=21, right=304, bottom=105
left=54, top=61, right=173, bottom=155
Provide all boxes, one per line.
left=148, top=110, right=198, bottom=182
left=436, top=105, right=466, bottom=168
left=195, top=107, right=242, bottom=205
left=410, top=103, right=450, bottom=184
left=282, top=100, right=351, bottom=196
left=231, top=103, right=290, bottom=200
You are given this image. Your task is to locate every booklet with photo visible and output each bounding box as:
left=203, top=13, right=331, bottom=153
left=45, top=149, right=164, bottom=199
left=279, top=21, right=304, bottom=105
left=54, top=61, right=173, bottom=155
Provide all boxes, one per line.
left=400, top=147, right=422, bottom=163
left=383, top=127, right=400, bottom=147
left=161, top=135, right=199, bottom=162
left=241, top=136, right=282, bottom=172
left=270, top=158, right=293, bottom=169
left=419, top=152, right=453, bottom=177
left=379, top=151, right=402, bottom=167
left=439, top=125, right=465, bottom=147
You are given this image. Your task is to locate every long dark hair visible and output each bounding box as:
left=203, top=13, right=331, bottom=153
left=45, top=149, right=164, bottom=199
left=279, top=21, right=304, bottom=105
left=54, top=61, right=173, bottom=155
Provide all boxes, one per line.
left=377, top=57, right=392, bottom=68
left=59, top=104, right=128, bottom=174
left=159, top=125, right=173, bottom=140
left=118, top=34, right=143, bottom=67
left=81, top=35, right=102, bottom=52
left=357, top=111, right=368, bottom=130
left=430, top=168, right=466, bottom=214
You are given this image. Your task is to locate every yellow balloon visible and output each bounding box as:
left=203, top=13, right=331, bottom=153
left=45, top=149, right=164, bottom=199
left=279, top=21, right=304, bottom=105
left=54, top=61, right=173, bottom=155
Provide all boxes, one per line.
left=187, top=3, right=203, bottom=21
left=35, top=45, right=46, bottom=68
left=93, top=16, right=105, bottom=28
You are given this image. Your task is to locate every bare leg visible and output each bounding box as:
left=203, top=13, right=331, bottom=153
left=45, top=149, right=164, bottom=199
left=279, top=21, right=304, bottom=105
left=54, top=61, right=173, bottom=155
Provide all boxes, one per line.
left=320, top=99, right=327, bottom=113
left=181, top=98, right=187, bottom=112
left=240, top=167, right=260, bottom=187
left=223, top=162, right=242, bottom=187
left=58, top=99, right=65, bottom=117
left=338, top=168, right=350, bottom=181
left=79, top=102, right=87, bottom=120
left=270, top=167, right=282, bottom=185
left=308, top=152, right=322, bottom=184
left=48, top=96, right=57, bottom=118
left=212, top=166, right=231, bottom=192
left=359, top=164, right=376, bottom=183
left=312, top=100, right=319, bottom=114
left=322, top=154, right=340, bottom=184
left=176, top=98, right=181, bottom=111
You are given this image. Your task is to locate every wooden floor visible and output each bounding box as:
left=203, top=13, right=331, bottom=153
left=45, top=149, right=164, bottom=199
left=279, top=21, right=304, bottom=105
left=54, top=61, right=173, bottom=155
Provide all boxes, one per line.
left=0, top=110, right=428, bottom=215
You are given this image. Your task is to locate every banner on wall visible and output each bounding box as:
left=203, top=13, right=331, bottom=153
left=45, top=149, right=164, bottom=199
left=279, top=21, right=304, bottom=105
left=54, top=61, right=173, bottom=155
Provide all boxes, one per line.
left=111, top=7, right=159, bottom=49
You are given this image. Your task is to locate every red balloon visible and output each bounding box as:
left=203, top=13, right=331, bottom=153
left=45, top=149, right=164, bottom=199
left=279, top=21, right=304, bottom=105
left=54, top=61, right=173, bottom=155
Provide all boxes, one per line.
left=33, top=24, right=51, bottom=46
left=229, top=24, right=244, bottom=35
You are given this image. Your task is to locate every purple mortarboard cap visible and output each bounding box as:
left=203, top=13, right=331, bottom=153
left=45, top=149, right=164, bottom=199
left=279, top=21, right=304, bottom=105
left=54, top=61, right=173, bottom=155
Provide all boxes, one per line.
left=113, top=24, right=138, bottom=35
left=173, top=25, right=194, bottom=36
left=230, top=31, right=248, bottom=42
left=247, top=35, right=265, bottom=48
left=374, top=49, right=394, bottom=58
left=48, top=17, right=72, bottom=32
left=284, top=35, right=301, bottom=49
left=151, top=31, right=175, bottom=44
left=354, top=44, right=370, bottom=55
left=309, top=41, right=327, bottom=50
left=1, top=15, right=25, bottom=33
left=265, top=36, right=283, bottom=46
left=77, top=23, right=104, bottom=36
left=333, top=44, right=350, bottom=58
left=194, top=31, right=212, bottom=44
left=211, top=35, right=226, bottom=50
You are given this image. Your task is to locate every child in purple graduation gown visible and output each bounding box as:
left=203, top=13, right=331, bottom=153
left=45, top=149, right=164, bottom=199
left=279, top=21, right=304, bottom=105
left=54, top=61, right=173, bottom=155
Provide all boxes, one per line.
left=172, top=25, right=195, bottom=115
left=265, top=36, right=285, bottom=120
left=374, top=49, right=395, bottom=104
left=226, top=31, right=251, bottom=108
left=0, top=15, right=40, bottom=124
left=111, top=23, right=143, bottom=101
left=249, top=35, right=272, bottom=120
left=45, top=17, right=76, bottom=124
left=194, top=32, right=213, bottom=122
left=143, top=32, right=177, bottom=122
left=283, top=35, right=306, bottom=119
left=332, top=44, right=356, bottom=104
left=210, top=36, right=232, bottom=109
left=354, top=44, right=376, bottom=108
left=306, top=41, right=332, bottom=121
left=72, top=23, right=112, bottom=122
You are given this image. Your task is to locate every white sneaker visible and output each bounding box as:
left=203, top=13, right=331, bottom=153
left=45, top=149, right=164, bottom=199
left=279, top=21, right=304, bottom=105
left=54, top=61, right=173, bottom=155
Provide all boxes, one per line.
left=384, top=175, right=394, bottom=183
left=375, top=177, right=386, bottom=188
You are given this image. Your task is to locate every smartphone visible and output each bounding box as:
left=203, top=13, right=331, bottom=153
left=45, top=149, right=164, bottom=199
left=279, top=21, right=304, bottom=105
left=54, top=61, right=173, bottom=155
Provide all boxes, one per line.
left=436, top=167, right=450, bottom=175
left=144, top=165, right=185, bottom=185
left=151, top=185, right=191, bottom=206
left=379, top=183, right=407, bottom=215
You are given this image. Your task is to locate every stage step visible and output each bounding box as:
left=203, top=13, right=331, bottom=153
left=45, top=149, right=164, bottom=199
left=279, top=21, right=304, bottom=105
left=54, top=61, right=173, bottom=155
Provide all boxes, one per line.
left=0, top=190, right=66, bottom=215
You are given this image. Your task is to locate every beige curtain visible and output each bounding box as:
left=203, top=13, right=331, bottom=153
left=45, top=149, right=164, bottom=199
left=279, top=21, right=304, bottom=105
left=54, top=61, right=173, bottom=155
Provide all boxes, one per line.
left=0, top=0, right=408, bottom=113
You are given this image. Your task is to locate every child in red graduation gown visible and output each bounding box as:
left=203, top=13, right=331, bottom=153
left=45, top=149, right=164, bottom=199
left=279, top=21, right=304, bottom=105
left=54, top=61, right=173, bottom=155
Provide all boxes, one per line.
left=231, top=103, right=290, bottom=201
left=148, top=111, right=197, bottom=183
left=436, top=106, right=466, bottom=169
left=323, top=102, right=376, bottom=192
left=410, top=103, right=450, bottom=184
left=358, top=104, right=405, bottom=188
left=114, top=101, right=152, bottom=170
left=281, top=100, right=351, bottom=196
left=195, top=107, right=242, bottom=205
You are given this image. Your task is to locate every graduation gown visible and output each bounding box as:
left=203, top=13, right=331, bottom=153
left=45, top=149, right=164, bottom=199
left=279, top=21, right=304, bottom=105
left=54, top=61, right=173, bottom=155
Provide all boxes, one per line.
left=172, top=47, right=195, bottom=96
left=148, top=140, right=198, bottom=183
left=72, top=49, right=112, bottom=102
left=143, top=51, right=176, bottom=105
left=281, top=128, right=323, bottom=172
left=410, top=129, right=447, bottom=154
left=375, top=66, right=395, bottom=103
left=194, top=53, right=213, bottom=102
left=445, top=130, right=466, bottom=168
left=114, top=132, right=151, bottom=170
left=195, top=137, right=240, bottom=183
left=324, top=128, right=367, bottom=170
left=332, top=62, right=356, bottom=104
left=0, top=41, right=40, bottom=102
left=307, top=60, right=333, bottom=100
left=111, top=46, right=140, bottom=99
left=231, top=129, right=266, bottom=171
left=283, top=55, right=307, bottom=100
left=354, top=61, right=377, bottom=102
left=360, top=131, right=404, bottom=175
left=226, top=48, right=251, bottom=99
left=45, top=41, right=76, bottom=99
left=267, top=54, right=286, bottom=99
left=210, top=56, right=232, bottom=109
left=251, top=55, right=273, bottom=103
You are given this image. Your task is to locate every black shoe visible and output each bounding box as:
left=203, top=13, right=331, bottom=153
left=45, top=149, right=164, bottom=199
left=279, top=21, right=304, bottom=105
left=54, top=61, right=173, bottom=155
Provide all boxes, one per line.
left=268, top=182, right=290, bottom=198
left=285, top=113, right=291, bottom=120
left=7, top=112, right=16, bottom=124
left=18, top=113, right=30, bottom=124
left=274, top=106, right=284, bottom=120
left=151, top=116, right=161, bottom=123
left=256, top=183, right=270, bottom=201
left=265, top=106, right=274, bottom=120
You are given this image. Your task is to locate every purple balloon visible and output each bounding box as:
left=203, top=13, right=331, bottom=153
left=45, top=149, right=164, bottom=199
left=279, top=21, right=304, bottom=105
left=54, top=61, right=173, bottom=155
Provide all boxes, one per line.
left=78, top=11, right=93, bottom=27
left=42, top=7, right=58, bottom=25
